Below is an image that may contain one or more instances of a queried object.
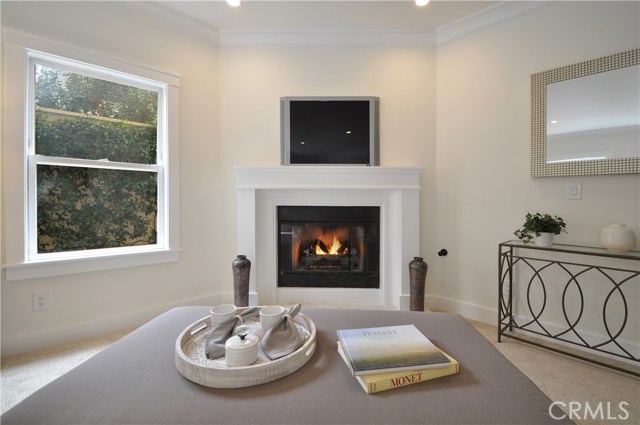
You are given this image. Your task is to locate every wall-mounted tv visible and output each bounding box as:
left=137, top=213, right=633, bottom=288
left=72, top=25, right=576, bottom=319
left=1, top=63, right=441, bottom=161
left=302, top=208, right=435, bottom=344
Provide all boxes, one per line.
left=280, top=96, right=380, bottom=166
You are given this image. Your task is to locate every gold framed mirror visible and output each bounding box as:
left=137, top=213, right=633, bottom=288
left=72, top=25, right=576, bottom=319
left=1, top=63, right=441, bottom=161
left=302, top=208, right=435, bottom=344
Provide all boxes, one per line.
left=531, top=48, right=639, bottom=177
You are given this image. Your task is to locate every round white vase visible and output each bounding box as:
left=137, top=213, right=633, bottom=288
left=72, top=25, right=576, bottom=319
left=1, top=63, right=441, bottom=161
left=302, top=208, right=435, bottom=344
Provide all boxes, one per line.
left=535, top=232, right=554, bottom=247
left=600, top=224, right=636, bottom=252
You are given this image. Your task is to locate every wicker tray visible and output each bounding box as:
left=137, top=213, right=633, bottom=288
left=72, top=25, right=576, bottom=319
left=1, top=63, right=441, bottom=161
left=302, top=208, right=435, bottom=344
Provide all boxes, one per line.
left=175, top=307, right=317, bottom=388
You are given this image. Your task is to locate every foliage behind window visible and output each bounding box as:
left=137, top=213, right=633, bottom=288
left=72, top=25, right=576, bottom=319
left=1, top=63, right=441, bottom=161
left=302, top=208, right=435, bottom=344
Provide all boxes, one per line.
left=34, top=64, right=159, bottom=253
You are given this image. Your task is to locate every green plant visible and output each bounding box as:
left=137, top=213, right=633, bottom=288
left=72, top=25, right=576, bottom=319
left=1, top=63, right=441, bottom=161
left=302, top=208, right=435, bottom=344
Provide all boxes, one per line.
left=514, top=212, right=567, bottom=243
left=34, top=65, right=158, bottom=253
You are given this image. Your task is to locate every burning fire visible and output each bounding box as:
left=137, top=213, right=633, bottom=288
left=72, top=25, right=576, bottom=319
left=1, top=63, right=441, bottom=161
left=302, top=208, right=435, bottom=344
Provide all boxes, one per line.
left=315, top=235, right=347, bottom=255
left=290, top=225, right=353, bottom=269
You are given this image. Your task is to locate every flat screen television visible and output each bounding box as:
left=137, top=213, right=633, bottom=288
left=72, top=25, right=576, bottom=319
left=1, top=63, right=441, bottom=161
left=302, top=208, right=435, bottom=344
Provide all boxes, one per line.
left=280, top=96, right=380, bottom=165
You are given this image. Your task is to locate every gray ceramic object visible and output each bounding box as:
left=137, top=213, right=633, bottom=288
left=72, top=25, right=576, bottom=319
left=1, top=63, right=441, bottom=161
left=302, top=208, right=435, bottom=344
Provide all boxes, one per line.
left=409, top=256, right=428, bottom=311
left=232, top=255, right=251, bottom=307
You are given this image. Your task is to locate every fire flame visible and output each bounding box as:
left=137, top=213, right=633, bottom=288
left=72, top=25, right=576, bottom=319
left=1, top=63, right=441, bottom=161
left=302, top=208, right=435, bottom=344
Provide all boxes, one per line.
left=315, top=235, right=344, bottom=255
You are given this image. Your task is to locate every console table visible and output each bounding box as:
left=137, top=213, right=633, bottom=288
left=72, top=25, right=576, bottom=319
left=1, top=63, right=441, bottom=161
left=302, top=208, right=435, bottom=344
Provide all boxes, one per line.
left=498, top=240, right=640, bottom=376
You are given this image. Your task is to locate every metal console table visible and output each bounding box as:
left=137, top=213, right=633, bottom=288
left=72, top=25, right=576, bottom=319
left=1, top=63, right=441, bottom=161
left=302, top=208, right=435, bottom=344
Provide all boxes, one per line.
left=498, top=240, right=639, bottom=376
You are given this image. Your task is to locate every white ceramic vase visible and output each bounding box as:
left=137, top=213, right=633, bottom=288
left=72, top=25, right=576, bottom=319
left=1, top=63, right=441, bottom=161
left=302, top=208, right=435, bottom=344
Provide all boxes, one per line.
left=600, top=224, right=636, bottom=252
left=535, top=232, right=554, bottom=247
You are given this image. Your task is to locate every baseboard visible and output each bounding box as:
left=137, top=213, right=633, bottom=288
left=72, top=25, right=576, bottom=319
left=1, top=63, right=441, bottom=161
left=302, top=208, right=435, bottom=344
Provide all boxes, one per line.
left=426, top=296, right=640, bottom=364
left=426, top=295, right=497, bottom=325
left=1, top=293, right=232, bottom=357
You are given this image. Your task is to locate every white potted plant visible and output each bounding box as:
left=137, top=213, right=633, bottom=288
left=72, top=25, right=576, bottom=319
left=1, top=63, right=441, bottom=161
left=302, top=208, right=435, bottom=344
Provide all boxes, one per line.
left=514, top=212, right=567, bottom=247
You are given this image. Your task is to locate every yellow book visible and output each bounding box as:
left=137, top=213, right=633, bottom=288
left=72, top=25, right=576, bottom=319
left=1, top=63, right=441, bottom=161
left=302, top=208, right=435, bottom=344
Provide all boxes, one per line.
left=337, top=341, right=459, bottom=394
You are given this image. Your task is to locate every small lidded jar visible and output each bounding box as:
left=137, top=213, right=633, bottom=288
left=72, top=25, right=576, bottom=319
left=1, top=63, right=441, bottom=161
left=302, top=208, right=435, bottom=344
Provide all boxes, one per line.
left=600, top=224, right=636, bottom=253
left=225, top=325, right=258, bottom=367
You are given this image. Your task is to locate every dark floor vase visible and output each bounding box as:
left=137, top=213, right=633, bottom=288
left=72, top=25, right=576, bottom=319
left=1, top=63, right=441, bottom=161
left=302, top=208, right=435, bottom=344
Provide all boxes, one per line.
left=232, top=255, right=251, bottom=307
left=409, top=257, right=428, bottom=311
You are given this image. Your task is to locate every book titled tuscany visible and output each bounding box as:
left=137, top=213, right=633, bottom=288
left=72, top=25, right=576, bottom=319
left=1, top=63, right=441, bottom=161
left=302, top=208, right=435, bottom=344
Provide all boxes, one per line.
left=336, top=324, right=450, bottom=376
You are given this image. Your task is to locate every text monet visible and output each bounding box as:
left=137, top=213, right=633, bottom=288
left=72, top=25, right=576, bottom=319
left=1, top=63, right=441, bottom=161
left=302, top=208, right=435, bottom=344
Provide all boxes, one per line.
left=390, top=372, right=424, bottom=387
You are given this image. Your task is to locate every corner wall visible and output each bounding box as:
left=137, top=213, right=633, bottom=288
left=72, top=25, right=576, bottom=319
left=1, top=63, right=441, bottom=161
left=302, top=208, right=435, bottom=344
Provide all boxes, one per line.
left=432, top=1, right=640, bottom=323
left=217, top=45, right=437, bottom=263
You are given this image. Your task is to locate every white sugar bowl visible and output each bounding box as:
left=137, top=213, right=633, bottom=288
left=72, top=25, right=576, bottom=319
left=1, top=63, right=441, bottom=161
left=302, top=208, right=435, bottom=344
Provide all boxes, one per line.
left=225, top=325, right=258, bottom=367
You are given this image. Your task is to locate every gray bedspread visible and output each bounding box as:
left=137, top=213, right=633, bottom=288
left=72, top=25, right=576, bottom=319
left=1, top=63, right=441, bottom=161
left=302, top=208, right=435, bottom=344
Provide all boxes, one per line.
left=2, top=307, right=573, bottom=424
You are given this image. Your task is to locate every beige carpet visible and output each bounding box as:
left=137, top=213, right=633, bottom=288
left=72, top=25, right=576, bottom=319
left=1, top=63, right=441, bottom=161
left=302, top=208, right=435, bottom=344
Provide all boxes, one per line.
left=1, top=317, right=638, bottom=424
left=1, top=329, right=132, bottom=414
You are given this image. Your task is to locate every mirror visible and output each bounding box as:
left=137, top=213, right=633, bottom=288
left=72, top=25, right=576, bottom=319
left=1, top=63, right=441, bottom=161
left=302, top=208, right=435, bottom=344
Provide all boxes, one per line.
left=531, top=48, right=640, bottom=177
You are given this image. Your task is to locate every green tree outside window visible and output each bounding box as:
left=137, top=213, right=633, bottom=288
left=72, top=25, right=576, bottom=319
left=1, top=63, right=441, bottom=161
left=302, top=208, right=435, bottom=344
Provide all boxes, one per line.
left=34, top=64, right=159, bottom=253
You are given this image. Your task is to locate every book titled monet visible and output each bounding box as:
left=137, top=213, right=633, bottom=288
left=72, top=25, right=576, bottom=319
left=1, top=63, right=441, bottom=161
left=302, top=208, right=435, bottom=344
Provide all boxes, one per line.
left=336, top=324, right=450, bottom=376
left=337, top=341, right=459, bottom=394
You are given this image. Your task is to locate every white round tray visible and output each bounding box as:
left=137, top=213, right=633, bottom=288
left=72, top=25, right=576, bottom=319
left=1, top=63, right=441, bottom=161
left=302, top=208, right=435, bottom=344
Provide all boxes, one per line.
left=175, top=307, right=317, bottom=388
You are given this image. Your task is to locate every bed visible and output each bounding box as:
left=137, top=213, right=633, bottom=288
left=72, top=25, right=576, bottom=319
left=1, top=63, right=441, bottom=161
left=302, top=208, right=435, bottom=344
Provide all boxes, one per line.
left=1, top=307, right=573, bottom=424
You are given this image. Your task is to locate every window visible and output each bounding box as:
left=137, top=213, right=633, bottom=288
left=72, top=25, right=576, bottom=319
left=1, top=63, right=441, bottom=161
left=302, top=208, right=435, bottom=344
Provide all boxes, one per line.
left=29, top=53, right=165, bottom=258
left=2, top=32, right=180, bottom=280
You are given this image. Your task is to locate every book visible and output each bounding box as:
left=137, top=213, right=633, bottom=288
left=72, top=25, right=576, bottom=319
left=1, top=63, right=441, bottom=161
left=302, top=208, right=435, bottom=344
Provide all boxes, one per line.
left=337, top=341, right=459, bottom=394
left=336, top=324, right=450, bottom=376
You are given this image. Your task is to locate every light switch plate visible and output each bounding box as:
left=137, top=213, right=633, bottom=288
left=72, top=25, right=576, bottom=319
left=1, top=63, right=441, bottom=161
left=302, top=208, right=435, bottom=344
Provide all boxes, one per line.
left=566, top=183, right=582, bottom=200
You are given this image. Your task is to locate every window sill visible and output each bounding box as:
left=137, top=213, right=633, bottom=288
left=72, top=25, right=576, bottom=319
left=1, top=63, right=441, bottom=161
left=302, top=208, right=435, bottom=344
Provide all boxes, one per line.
left=2, top=249, right=181, bottom=281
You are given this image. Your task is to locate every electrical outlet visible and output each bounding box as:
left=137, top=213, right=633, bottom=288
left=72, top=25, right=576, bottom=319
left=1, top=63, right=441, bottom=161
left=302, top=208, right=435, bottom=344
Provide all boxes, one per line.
left=33, top=293, right=49, bottom=311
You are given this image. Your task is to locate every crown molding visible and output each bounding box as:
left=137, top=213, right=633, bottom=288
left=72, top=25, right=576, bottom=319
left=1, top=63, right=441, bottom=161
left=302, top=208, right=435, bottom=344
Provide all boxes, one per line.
left=219, top=29, right=436, bottom=47
left=114, top=1, right=220, bottom=44
left=436, top=0, right=554, bottom=46
left=116, top=1, right=554, bottom=48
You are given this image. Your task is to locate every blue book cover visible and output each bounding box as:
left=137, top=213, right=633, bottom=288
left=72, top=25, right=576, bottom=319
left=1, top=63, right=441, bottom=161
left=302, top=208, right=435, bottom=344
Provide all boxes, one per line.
left=336, top=324, right=450, bottom=376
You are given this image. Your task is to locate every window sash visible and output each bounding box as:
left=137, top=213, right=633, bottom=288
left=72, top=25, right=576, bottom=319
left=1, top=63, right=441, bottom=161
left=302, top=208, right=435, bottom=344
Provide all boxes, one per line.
left=27, top=155, right=165, bottom=260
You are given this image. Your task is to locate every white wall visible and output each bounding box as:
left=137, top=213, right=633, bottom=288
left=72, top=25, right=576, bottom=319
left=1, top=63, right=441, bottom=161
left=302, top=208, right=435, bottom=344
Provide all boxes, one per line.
left=217, top=45, right=437, bottom=260
left=1, top=0, right=639, bottom=355
left=1, top=2, right=437, bottom=355
left=1, top=1, right=229, bottom=355
left=432, top=1, right=640, bottom=323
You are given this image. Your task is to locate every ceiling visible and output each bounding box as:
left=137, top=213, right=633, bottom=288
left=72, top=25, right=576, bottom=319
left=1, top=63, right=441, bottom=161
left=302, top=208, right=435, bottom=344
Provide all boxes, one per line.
left=155, top=0, right=501, bottom=31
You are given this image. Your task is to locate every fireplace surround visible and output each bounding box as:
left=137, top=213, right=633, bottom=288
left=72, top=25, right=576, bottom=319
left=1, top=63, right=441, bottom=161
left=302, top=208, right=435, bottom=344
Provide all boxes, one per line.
left=277, top=205, right=380, bottom=288
left=235, top=166, right=421, bottom=309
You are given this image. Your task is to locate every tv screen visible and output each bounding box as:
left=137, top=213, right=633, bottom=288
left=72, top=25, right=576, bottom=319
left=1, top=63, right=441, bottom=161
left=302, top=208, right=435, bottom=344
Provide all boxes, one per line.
left=281, top=96, right=379, bottom=165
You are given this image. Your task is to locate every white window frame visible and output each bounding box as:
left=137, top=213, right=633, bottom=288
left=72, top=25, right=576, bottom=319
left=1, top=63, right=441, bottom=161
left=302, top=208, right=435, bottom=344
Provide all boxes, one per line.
left=2, top=31, right=181, bottom=281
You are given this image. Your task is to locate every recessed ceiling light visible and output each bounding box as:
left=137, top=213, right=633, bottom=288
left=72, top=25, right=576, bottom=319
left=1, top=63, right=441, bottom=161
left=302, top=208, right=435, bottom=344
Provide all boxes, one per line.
left=227, top=0, right=241, bottom=7
left=416, top=0, right=430, bottom=6
left=550, top=120, right=558, bottom=124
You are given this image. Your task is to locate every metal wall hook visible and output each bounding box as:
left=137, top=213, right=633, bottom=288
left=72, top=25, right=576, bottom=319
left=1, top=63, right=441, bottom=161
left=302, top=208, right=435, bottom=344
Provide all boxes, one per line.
left=437, top=249, right=448, bottom=257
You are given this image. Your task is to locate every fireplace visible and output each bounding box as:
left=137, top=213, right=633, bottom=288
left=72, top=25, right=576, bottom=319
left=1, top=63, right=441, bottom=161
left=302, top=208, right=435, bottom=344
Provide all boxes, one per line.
left=277, top=206, right=380, bottom=288
left=235, top=166, right=421, bottom=308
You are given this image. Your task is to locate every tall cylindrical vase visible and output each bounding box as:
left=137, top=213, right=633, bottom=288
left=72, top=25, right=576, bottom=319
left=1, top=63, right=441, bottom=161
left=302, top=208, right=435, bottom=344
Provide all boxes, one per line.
left=409, top=257, right=428, bottom=312
left=232, top=255, right=251, bottom=307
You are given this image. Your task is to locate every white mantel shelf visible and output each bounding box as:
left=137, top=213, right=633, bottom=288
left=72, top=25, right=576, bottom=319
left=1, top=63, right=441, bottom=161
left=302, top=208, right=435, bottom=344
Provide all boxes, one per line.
left=235, top=166, right=422, bottom=310
left=234, top=166, right=422, bottom=190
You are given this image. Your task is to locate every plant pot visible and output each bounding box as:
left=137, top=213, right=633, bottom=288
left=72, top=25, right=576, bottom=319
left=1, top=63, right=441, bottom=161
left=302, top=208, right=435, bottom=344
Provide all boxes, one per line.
left=600, top=224, right=636, bottom=252
left=534, top=232, right=553, bottom=247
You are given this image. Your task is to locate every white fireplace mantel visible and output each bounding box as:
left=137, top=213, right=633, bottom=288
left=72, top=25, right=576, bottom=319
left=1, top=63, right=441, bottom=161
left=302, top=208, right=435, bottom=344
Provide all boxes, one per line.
left=235, top=166, right=422, bottom=310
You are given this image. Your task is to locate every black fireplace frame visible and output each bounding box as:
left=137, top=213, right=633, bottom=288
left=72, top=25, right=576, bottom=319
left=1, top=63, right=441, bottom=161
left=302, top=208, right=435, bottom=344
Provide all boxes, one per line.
left=277, top=205, right=380, bottom=288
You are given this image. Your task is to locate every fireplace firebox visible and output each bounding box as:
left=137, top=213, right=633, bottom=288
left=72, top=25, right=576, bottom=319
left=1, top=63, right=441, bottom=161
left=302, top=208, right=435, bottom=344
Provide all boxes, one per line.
left=277, top=206, right=380, bottom=288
